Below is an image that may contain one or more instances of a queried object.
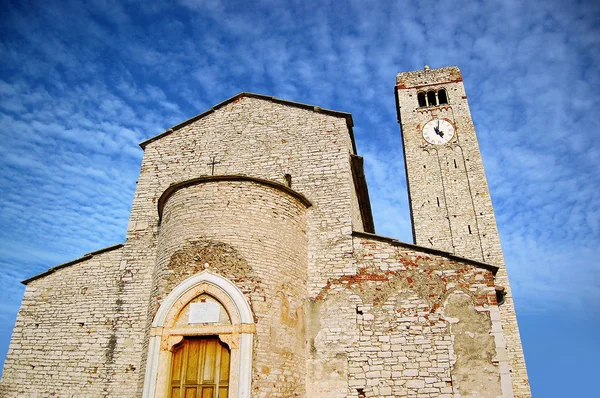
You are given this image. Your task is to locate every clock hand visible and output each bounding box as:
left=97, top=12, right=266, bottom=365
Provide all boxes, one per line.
left=437, top=120, right=444, bottom=137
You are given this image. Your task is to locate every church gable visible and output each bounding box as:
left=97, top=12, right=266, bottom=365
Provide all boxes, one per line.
left=139, top=92, right=356, bottom=151
left=130, top=94, right=365, bottom=240
left=139, top=95, right=356, bottom=188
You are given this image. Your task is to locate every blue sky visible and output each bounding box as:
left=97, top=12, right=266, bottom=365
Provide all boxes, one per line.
left=0, top=0, right=598, bottom=395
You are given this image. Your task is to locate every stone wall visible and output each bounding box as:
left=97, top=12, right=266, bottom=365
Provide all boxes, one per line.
left=0, top=246, right=123, bottom=397
left=306, top=233, right=505, bottom=398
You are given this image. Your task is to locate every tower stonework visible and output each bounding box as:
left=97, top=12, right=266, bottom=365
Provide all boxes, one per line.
left=395, top=66, right=531, bottom=397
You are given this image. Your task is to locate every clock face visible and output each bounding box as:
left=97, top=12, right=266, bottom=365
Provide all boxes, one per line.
left=422, top=119, right=455, bottom=145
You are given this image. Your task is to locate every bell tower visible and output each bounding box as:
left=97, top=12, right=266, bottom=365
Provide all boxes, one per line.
left=395, top=65, right=531, bottom=397
left=395, top=65, right=499, bottom=261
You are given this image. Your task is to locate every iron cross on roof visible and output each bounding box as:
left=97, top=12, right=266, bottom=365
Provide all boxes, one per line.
left=207, top=156, right=221, bottom=176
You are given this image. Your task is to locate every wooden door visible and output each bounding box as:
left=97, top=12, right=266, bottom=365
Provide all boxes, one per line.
left=169, top=337, right=230, bottom=398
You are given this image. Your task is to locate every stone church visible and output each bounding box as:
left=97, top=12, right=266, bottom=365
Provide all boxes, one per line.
left=0, top=66, right=530, bottom=398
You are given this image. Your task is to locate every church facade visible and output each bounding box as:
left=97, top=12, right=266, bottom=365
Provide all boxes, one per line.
left=1, top=66, right=530, bottom=398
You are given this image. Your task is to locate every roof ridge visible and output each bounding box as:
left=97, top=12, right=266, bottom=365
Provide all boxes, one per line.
left=352, top=231, right=499, bottom=274
left=22, top=243, right=124, bottom=285
left=139, top=92, right=355, bottom=150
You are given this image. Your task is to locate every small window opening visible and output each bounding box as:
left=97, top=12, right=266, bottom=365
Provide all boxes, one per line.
left=417, top=92, right=427, bottom=107
left=495, top=287, right=506, bottom=306
left=427, top=90, right=437, bottom=106
left=453, top=159, right=457, bottom=168
left=468, top=225, right=472, bottom=234
left=357, top=388, right=365, bottom=398
left=284, top=174, right=292, bottom=188
left=438, top=89, right=448, bottom=104
left=436, top=197, right=440, bottom=207
left=356, top=305, right=363, bottom=315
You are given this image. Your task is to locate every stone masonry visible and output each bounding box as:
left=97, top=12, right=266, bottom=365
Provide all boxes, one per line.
left=395, top=66, right=530, bottom=397
left=1, top=67, right=529, bottom=398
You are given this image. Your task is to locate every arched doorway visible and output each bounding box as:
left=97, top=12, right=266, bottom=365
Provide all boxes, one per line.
left=142, top=270, right=255, bottom=398
left=170, top=336, right=230, bottom=398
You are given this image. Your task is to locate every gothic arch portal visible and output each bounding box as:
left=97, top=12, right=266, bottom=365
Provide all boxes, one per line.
left=142, top=270, right=255, bottom=398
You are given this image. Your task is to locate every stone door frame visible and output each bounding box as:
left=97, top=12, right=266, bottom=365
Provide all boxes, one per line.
left=142, top=270, right=255, bottom=398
